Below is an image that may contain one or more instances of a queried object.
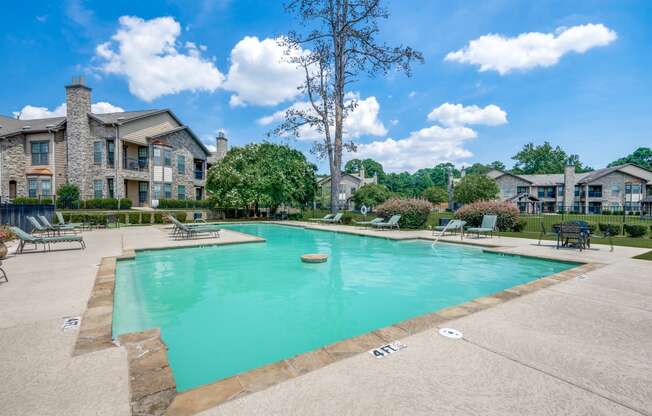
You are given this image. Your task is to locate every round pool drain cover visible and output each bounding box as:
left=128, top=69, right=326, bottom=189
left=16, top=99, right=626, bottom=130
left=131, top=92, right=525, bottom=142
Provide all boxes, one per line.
left=439, top=328, right=463, bottom=339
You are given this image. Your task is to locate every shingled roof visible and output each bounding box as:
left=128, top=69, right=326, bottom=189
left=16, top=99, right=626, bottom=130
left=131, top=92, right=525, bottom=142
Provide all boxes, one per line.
left=0, top=114, right=65, bottom=138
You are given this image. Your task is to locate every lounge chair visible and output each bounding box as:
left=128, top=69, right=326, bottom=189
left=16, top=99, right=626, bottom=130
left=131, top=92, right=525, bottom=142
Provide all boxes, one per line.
left=56, top=212, right=83, bottom=228
left=27, top=216, right=54, bottom=235
left=466, top=214, right=497, bottom=238
left=372, top=215, right=401, bottom=230
left=167, top=215, right=221, bottom=239
left=320, top=213, right=343, bottom=224
left=39, top=215, right=78, bottom=234
left=10, top=226, right=85, bottom=253
left=354, top=217, right=383, bottom=227
left=432, top=219, right=466, bottom=236
left=309, top=214, right=334, bottom=222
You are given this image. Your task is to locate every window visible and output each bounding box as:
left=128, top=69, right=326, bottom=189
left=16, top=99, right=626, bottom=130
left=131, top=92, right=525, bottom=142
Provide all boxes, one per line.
left=93, top=180, right=103, bottom=199
left=138, top=182, right=148, bottom=204
left=164, top=150, right=172, bottom=167
left=28, top=178, right=38, bottom=197
left=107, top=178, right=114, bottom=199
left=153, top=183, right=162, bottom=199
left=574, top=185, right=582, bottom=197
left=31, top=141, right=49, bottom=165
left=588, top=185, right=602, bottom=198
left=557, top=185, right=564, bottom=196
left=178, top=185, right=186, bottom=200
left=93, top=142, right=103, bottom=165
left=177, top=155, right=185, bottom=174
left=107, top=141, right=115, bottom=167
left=153, top=148, right=162, bottom=166
left=537, top=186, right=555, bottom=198
left=611, top=184, right=620, bottom=196
left=41, top=179, right=51, bottom=197
left=164, top=183, right=172, bottom=199
left=195, top=187, right=203, bottom=200
left=138, top=147, right=148, bottom=169
left=194, top=160, right=204, bottom=180
left=517, top=186, right=529, bottom=195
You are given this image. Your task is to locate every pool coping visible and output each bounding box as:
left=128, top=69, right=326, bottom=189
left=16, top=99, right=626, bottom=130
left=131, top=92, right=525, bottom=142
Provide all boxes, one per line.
left=72, top=224, right=605, bottom=416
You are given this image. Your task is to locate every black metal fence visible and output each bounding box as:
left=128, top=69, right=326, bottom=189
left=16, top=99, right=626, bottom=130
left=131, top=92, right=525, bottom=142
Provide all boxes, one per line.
left=0, top=203, right=55, bottom=233
left=519, top=205, right=652, bottom=236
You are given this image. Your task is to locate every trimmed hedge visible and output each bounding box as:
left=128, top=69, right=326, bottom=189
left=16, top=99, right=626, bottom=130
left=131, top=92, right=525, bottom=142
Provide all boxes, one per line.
left=174, top=212, right=187, bottom=223
left=128, top=212, right=141, bottom=225
left=599, top=223, right=620, bottom=236
left=455, top=201, right=520, bottom=231
left=624, top=224, right=647, bottom=238
left=141, top=212, right=152, bottom=224
left=154, top=213, right=164, bottom=224
left=375, top=198, right=433, bottom=229
left=157, top=199, right=212, bottom=209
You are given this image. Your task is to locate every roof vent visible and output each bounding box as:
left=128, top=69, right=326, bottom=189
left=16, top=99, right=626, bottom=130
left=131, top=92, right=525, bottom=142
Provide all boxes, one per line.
left=22, top=126, right=32, bottom=130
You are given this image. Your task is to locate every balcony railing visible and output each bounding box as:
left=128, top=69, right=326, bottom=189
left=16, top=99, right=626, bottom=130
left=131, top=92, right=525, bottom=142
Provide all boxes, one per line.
left=123, top=157, right=149, bottom=172
left=588, top=191, right=602, bottom=198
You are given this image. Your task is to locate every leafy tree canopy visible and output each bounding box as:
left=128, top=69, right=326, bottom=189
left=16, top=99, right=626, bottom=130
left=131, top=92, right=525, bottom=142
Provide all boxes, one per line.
left=465, top=161, right=506, bottom=176
left=608, top=147, right=652, bottom=170
left=206, top=142, right=316, bottom=210
left=453, top=174, right=499, bottom=204
left=511, top=142, right=592, bottom=174
left=351, top=184, right=392, bottom=208
left=344, top=158, right=386, bottom=182
left=421, top=186, right=448, bottom=205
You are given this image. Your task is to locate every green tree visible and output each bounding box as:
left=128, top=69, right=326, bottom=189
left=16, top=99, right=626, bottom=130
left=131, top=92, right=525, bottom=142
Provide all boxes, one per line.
left=382, top=172, right=414, bottom=196
left=465, top=161, right=506, bottom=176
left=608, top=147, right=652, bottom=170
left=421, top=186, right=448, bottom=204
left=512, top=142, right=591, bottom=174
left=206, top=142, right=316, bottom=212
left=344, top=158, right=386, bottom=182
left=453, top=174, right=499, bottom=204
left=351, top=184, right=392, bottom=209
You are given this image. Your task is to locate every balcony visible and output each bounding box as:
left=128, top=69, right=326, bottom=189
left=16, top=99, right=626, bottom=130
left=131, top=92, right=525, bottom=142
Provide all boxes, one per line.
left=123, top=157, right=149, bottom=172
left=588, top=191, right=602, bottom=198
left=194, top=170, right=204, bottom=181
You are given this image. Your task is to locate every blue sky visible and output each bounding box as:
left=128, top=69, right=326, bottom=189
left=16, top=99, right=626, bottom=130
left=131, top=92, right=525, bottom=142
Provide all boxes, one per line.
left=1, top=0, right=650, bottom=173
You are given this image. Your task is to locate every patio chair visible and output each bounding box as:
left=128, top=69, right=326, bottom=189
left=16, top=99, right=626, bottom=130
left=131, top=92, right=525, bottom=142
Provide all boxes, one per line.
left=0, top=260, right=7, bottom=283
left=56, top=212, right=83, bottom=228
left=538, top=221, right=557, bottom=245
left=320, top=213, right=343, bottom=224
left=10, top=226, right=85, bottom=253
left=39, top=215, right=78, bottom=234
left=309, top=214, right=334, bottom=222
left=167, top=215, right=221, bottom=239
left=466, top=214, right=498, bottom=238
left=27, top=216, right=53, bottom=235
left=353, top=217, right=383, bottom=227
left=432, top=219, right=466, bottom=236
left=372, top=215, right=401, bottom=230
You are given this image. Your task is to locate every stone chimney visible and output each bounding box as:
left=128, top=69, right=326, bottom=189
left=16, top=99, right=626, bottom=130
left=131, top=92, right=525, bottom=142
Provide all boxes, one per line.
left=563, top=161, right=576, bottom=211
left=215, top=131, right=228, bottom=160
left=65, top=76, right=92, bottom=197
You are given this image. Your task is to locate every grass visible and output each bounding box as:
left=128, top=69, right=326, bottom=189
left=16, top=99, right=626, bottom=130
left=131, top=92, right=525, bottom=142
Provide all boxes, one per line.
left=633, top=251, right=652, bottom=260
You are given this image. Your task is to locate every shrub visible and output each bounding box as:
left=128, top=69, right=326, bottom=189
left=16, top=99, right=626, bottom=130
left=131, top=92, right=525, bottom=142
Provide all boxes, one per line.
left=128, top=212, right=141, bottom=225
left=602, top=210, right=612, bottom=215
left=119, top=198, right=132, bottom=209
left=141, top=212, right=152, bottom=224
left=117, top=213, right=127, bottom=224
left=174, top=212, right=187, bottom=223
left=13, top=197, right=40, bottom=205
left=0, top=226, right=16, bottom=242
left=455, top=201, right=520, bottom=231
left=341, top=213, right=354, bottom=225
left=599, top=223, right=620, bottom=236
left=154, top=213, right=164, bottom=224
left=375, top=198, right=433, bottom=229
left=288, top=212, right=301, bottom=220
left=57, top=183, right=80, bottom=208
left=351, top=184, right=392, bottom=209
left=512, top=219, right=527, bottom=232
left=623, top=224, right=647, bottom=238
left=453, top=174, right=499, bottom=204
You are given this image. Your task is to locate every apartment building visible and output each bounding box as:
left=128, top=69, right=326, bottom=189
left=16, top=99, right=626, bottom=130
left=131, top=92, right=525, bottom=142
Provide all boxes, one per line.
left=487, top=163, right=652, bottom=213
left=0, top=77, right=228, bottom=206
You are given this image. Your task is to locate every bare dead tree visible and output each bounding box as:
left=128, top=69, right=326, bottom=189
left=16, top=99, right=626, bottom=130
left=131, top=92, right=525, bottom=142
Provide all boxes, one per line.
left=273, top=0, right=423, bottom=213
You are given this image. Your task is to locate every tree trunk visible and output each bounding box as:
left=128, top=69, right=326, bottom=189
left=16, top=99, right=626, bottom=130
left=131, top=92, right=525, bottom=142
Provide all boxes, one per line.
left=330, top=169, right=341, bottom=213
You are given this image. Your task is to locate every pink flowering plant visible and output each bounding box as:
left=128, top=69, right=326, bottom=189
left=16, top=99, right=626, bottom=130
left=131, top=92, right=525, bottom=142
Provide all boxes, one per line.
left=375, top=197, right=433, bottom=229
left=0, top=226, right=15, bottom=242
left=455, top=201, right=520, bottom=231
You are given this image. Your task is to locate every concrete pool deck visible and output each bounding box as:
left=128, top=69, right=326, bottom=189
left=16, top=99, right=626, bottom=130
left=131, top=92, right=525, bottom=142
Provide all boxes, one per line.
left=1, top=223, right=651, bottom=415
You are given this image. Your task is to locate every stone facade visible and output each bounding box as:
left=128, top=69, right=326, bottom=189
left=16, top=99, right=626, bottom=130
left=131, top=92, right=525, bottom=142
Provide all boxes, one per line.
left=0, top=78, right=223, bottom=204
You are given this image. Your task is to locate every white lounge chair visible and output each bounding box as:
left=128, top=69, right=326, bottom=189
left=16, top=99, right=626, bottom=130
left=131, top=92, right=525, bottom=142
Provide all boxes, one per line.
left=372, top=215, right=401, bottom=230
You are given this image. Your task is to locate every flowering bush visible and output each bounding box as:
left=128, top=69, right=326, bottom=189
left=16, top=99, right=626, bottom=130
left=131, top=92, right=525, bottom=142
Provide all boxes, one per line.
left=375, top=198, right=433, bottom=229
left=0, top=226, right=16, bottom=242
left=455, top=201, right=520, bottom=231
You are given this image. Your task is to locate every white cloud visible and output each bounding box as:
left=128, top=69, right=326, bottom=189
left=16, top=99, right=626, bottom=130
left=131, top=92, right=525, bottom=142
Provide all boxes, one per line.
left=14, top=102, right=125, bottom=119
left=390, top=119, right=399, bottom=126
left=445, top=23, right=617, bottom=74
left=95, top=16, right=224, bottom=101
left=257, top=93, right=387, bottom=140
left=351, top=125, right=477, bottom=172
left=223, top=36, right=306, bottom=107
left=408, top=91, right=417, bottom=98
left=427, top=103, right=507, bottom=127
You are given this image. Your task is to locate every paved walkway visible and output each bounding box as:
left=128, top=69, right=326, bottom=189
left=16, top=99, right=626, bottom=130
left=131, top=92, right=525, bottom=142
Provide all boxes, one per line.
left=1, top=223, right=650, bottom=415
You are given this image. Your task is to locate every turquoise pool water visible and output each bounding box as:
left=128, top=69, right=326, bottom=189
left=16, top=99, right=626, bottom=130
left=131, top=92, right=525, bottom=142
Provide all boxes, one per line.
left=113, top=223, right=575, bottom=391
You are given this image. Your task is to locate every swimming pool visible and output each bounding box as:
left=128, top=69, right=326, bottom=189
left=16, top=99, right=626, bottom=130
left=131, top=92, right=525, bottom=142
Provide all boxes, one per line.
left=113, top=223, right=576, bottom=391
